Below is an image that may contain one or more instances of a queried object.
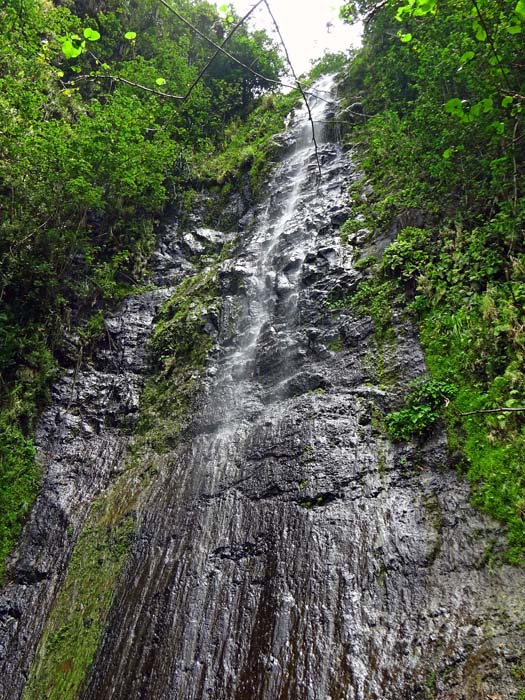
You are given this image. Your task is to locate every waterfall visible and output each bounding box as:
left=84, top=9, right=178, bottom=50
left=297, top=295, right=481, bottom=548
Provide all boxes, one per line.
left=2, top=75, right=524, bottom=700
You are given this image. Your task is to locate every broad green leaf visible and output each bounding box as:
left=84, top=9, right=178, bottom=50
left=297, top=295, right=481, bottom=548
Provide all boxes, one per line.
left=61, top=39, right=83, bottom=59
left=395, top=3, right=414, bottom=20
left=219, top=3, right=229, bottom=11
left=515, top=0, right=525, bottom=21
left=412, top=0, right=436, bottom=15
left=400, top=32, right=413, bottom=42
left=83, top=28, right=101, bottom=41
left=471, top=102, right=482, bottom=117
left=155, top=77, right=166, bottom=86
left=124, top=31, right=137, bottom=40
left=459, top=50, right=475, bottom=63
left=501, top=96, right=513, bottom=107
left=444, top=97, right=464, bottom=115
left=442, top=148, right=454, bottom=159
left=507, top=22, right=522, bottom=33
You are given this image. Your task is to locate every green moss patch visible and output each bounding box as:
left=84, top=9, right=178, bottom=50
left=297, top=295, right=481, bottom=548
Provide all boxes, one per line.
left=138, top=266, right=220, bottom=451
left=23, top=262, right=223, bottom=697
left=21, top=459, right=147, bottom=700
left=0, top=422, right=40, bottom=584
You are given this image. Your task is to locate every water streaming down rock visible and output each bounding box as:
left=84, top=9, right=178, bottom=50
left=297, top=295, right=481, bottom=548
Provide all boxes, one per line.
left=2, top=76, right=525, bottom=700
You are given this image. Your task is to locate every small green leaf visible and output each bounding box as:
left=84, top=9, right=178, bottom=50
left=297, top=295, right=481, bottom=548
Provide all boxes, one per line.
left=219, top=3, right=229, bottom=11
left=501, top=96, right=513, bottom=107
left=491, top=121, right=505, bottom=134
left=459, top=50, right=475, bottom=63
left=515, top=0, right=525, bottom=21
left=481, top=96, right=493, bottom=112
left=124, top=31, right=137, bottom=40
left=83, top=28, right=101, bottom=41
left=102, top=63, right=110, bottom=70
left=400, top=32, right=413, bottom=42
left=442, top=148, right=454, bottom=159
left=507, top=22, right=522, bottom=33
left=155, top=77, right=166, bottom=86
left=473, top=21, right=487, bottom=41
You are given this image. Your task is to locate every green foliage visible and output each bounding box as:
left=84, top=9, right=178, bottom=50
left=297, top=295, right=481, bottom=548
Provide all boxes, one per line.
left=306, top=51, right=350, bottom=81
left=193, top=88, right=300, bottom=194
left=338, top=0, right=525, bottom=559
left=0, top=421, right=40, bottom=583
left=385, top=378, right=457, bottom=441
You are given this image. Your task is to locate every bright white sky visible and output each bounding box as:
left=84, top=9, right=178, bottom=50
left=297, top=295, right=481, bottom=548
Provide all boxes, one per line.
left=217, top=0, right=362, bottom=76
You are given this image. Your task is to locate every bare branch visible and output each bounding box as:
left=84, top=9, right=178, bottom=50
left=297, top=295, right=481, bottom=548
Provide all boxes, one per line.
left=470, top=0, right=512, bottom=91
left=181, top=0, right=265, bottom=102
left=262, top=0, right=323, bottom=178
left=90, top=73, right=185, bottom=100
left=460, top=407, right=525, bottom=417
left=363, top=0, right=390, bottom=24
left=156, top=0, right=332, bottom=104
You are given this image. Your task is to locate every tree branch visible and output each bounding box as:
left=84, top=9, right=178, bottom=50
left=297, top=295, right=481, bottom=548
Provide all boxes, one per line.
left=363, top=0, right=390, bottom=24
left=460, top=407, right=525, bottom=416
left=262, top=0, right=323, bottom=178
left=91, top=73, right=185, bottom=99
left=470, top=0, right=512, bottom=91
left=181, top=0, right=265, bottom=102
left=155, top=0, right=331, bottom=104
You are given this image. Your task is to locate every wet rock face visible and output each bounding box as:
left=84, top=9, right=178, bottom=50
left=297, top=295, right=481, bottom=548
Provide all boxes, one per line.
left=79, top=81, right=522, bottom=700
left=0, top=290, right=168, bottom=698
left=0, top=215, right=236, bottom=700
left=2, top=77, right=525, bottom=700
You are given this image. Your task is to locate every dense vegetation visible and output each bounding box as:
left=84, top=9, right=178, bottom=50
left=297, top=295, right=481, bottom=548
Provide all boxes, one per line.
left=0, top=0, right=293, bottom=581
left=338, top=0, right=525, bottom=561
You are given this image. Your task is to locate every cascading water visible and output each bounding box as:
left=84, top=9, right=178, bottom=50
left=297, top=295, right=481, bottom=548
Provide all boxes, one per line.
left=2, top=76, right=524, bottom=700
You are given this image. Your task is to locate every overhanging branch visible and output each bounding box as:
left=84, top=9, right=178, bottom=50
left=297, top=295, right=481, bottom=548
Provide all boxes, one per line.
left=262, top=0, right=323, bottom=178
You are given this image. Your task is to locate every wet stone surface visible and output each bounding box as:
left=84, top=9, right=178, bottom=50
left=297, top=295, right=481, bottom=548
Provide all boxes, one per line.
left=1, top=77, right=525, bottom=700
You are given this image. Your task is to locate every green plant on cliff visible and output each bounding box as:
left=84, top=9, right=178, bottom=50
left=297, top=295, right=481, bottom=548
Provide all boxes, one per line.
left=337, top=0, right=525, bottom=560
left=385, top=378, right=457, bottom=441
